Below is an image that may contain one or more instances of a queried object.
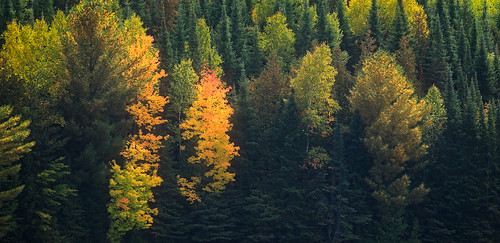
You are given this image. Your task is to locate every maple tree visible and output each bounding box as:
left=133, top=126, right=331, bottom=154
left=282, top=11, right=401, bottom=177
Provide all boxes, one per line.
left=107, top=14, right=168, bottom=242
left=179, top=69, right=239, bottom=203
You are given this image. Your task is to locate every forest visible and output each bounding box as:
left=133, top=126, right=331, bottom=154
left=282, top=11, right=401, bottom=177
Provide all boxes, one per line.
left=0, top=0, right=499, bottom=242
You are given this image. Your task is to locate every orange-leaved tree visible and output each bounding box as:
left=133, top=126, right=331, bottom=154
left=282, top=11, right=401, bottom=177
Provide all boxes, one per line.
left=107, top=15, right=168, bottom=242
left=178, top=69, right=239, bottom=203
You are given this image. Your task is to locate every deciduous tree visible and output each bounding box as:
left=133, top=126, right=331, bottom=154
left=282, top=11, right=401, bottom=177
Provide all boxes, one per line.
left=349, top=50, right=430, bottom=241
left=291, top=43, right=339, bottom=137
left=179, top=69, right=239, bottom=203
left=258, top=12, right=295, bottom=63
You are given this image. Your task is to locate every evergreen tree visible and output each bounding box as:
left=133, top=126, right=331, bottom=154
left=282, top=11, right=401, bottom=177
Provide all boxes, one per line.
left=315, top=0, right=328, bottom=44
left=0, top=106, right=34, bottom=239
left=436, top=0, right=461, bottom=82
left=174, top=0, right=188, bottom=61
left=295, top=0, right=313, bottom=57
left=389, top=0, right=409, bottom=51
left=368, top=0, right=384, bottom=48
left=215, top=1, right=236, bottom=84
left=457, top=20, right=474, bottom=82
left=326, top=121, right=359, bottom=241
left=475, top=34, right=496, bottom=100
left=331, top=46, right=354, bottom=123
left=244, top=25, right=264, bottom=78
left=58, top=2, right=165, bottom=240
left=481, top=0, right=494, bottom=52
left=230, top=0, right=246, bottom=80
left=423, top=13, right=449, bottom=90
left=334, top=0, right=357, bottom=67
left=0, top=0, right=29, bottom=37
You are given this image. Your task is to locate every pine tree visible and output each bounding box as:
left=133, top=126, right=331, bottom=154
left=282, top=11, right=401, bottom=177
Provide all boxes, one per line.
left=327, top=121, right=358, bottom=241
left=0, top=105, right=34, bottom=239
left=315, top=0, right=328, bottom=44
left=174, top=0, right=188, bottom=61
left=436, top=0, right=461, bottom=82
left=331, top=46, right=354, bottom=123
left=230, top=0, right=246, bottom=80
left=59, top=2, right=166, bottom=240
left=0, top=12, right=84, bottom=242
left=243, top=25, right=264, bottom=77
left=0, top=0, right=29, bottom=36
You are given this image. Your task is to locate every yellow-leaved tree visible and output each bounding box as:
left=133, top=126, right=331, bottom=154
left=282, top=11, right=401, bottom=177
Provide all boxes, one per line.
left=291, top=43, right=338, bottom=145
left=107, top=15, right=168, bottom=242
left=178, top=69, right=239, bottom=203
left=349, top=50, right=431, bottom=239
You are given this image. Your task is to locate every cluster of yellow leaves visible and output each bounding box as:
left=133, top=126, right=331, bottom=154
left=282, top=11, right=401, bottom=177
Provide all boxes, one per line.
left=258, top=12, right=296, bottom=61
left=346, top=0, right=428, bottom=42
left=346, top=0, right=371, bottom=37
left=179, top=69, right=239, bottom=203
left=0, top=14, right=65, bottom=99
left=291, top=44, right=338, bottom=134
left=252, top=0, right=276, bottom=27
left=108, top=160, right=162, bottom=242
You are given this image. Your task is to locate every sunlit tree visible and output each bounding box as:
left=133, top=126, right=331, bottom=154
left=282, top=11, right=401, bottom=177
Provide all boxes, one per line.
left=107, top=14, right=168, bottom=242
left=179, top=69, right=239, bottom=203
left=0, top=106, right=34, bottom=239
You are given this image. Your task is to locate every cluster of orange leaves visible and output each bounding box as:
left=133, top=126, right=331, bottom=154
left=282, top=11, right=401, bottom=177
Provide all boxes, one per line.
left=178, top=69, right=239, bottom=203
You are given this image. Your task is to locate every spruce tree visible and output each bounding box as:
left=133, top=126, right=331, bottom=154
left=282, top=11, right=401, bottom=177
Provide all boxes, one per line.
left=389, top=0, right=409, bottom=52
left=423, top=13, right=449, bottom=90
left=475, top=34, right=496, bottom=100
left=334, top=0, right=357, bottom=67
left=327, top=121, right=359, bottom=241
left=216, top=1, right=236, bottom=84
left=368, top=0, right=384, bottom=48
left=315, top=0, right=328, bottom=44
left=295, top=0, right=313, bottom=57
left=436, top=0, right=461, bottom=82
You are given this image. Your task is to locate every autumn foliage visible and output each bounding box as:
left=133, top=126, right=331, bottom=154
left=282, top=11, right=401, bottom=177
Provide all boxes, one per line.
left=179, top=69, right=239, bottom=203
left=107, top=12, right=168, bottom=243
